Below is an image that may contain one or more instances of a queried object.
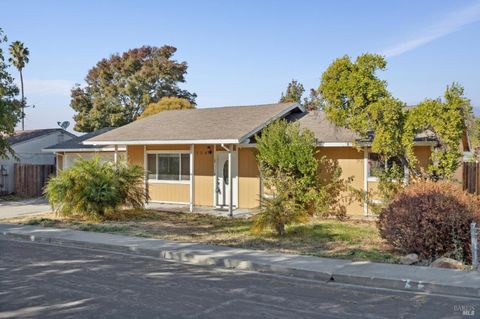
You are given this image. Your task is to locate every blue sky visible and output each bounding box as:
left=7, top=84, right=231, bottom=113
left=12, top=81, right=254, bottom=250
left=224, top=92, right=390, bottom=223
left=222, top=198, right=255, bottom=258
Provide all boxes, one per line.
left=2, top=0, right=480, bottom=132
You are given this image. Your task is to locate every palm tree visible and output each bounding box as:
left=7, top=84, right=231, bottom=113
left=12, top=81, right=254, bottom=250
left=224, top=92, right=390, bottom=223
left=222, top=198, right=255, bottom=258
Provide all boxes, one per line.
left=8, top=41, right=30, bottom=130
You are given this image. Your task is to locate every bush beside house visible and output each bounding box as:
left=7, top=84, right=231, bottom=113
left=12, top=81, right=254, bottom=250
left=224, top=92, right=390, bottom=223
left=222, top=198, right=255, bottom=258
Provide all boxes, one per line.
left=378, top=181, right=480, bottom=264
left=45, top=158, right=147, bottom=220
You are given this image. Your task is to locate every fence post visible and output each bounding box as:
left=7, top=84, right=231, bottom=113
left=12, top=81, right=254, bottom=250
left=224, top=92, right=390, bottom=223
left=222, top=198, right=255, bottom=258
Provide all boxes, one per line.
left=472, top=222, right=478, bottom=270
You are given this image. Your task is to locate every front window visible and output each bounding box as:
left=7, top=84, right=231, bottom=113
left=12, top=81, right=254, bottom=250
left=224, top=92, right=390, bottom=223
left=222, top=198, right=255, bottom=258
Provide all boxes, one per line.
left=368, top=152, right=405, bottom=179
left=147, top=153, right=190, bottom=182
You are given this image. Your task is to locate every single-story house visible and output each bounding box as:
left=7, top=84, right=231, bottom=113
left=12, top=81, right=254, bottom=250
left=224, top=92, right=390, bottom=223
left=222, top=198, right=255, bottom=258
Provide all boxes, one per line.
left=43, top=127, right=126, bottom=174
left=83, top=102, right=470, bottom=216
left=0, top=128, right=76, bottom=194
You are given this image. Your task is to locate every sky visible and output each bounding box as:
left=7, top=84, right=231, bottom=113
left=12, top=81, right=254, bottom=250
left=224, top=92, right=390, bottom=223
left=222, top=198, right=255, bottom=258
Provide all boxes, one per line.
left=2, top=0, right=480, bottom=133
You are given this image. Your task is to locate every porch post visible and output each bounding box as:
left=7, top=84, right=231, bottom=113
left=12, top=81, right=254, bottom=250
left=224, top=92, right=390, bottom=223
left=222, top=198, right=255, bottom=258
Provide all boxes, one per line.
left=228, top=145, right=233, bottom=217
left=190, top=144, right=195, bottom=212
left=114, top=145, right=118, bottom=164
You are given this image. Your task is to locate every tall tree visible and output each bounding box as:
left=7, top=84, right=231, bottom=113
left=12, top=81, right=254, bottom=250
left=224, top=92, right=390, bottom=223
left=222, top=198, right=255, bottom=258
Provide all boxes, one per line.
left=138, top=97, right=194, bottom=120
left=0, top=29, right=22, bottom=158
left=279, top=80, right=304, bottom=104
left=319, top=53, right=469, bottom=183
left=8, top=41, right=29, bottom=130
left=71, top=45, right=197, bottom=132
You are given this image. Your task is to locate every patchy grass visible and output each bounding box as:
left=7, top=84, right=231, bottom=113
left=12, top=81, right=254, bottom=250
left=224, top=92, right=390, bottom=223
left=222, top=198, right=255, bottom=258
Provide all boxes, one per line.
left=1, top=209, right=399, bottom=263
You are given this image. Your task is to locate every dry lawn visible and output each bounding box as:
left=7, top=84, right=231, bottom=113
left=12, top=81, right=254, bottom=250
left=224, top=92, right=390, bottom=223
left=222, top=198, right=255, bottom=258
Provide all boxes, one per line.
left=1, top=209, right=399, bottom=263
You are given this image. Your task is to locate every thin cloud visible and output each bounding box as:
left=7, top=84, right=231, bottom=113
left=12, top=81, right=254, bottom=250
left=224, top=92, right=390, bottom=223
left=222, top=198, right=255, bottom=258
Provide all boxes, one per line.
left=22, top=79, right=75, bottom=96
left=382, top=2, right=480, bottom=57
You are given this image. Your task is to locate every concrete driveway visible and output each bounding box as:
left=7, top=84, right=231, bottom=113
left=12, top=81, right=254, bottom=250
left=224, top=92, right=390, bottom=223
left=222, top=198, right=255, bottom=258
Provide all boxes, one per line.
left=0, top=197, right=51, bottom=219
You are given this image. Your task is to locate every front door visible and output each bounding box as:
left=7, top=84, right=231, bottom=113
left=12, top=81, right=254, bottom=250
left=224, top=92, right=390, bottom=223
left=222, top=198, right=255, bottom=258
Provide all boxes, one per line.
left=216, top=152, right=230, bottom=207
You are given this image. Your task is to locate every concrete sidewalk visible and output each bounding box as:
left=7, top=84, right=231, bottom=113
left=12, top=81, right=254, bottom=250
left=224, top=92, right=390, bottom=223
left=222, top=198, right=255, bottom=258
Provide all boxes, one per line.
left=1, top=223, right=479, bottom=298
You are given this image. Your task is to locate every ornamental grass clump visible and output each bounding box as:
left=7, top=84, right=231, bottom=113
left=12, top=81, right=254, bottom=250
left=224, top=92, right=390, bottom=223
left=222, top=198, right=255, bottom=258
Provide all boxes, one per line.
left=44, top=158, right=147, bottom=221
left=378, top=181, right=480, bottom=263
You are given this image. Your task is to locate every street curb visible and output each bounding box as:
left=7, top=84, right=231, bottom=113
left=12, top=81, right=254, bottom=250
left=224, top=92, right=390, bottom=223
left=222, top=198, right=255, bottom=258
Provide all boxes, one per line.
left=2, top=227, right=480, bottom=299
left=1, top=231, right=334, bottom=282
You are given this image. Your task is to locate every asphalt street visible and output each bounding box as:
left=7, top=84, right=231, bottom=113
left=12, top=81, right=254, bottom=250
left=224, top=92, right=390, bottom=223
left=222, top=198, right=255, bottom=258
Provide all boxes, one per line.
left=1, top=238, right=478, bottom=319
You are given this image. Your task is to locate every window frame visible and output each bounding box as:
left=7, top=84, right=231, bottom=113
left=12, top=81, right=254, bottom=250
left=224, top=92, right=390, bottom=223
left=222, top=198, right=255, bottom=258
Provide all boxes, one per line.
left=367, top=151, right=408, bottom=182
left=146, top=150, right=191, bottom=184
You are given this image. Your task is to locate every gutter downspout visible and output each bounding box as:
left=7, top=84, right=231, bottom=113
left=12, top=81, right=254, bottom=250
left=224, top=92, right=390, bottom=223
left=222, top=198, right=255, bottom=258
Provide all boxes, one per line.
left=221, top=144, right=233, bottom=217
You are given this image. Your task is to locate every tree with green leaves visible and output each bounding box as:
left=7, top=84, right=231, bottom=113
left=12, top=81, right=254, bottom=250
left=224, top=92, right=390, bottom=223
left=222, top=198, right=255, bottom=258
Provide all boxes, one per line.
left=319, top=53, right=472, bottom=200
left=254, top=120, right=348, bottom=235
left=71, top=45, right=197, bottom=132
left=138, top=97, right=195, bottom=120
left=8, top=41, right=29, bottom=130
left=279, top=79, right=304, bottom=104
left=0, top=29, right=21, bottom=159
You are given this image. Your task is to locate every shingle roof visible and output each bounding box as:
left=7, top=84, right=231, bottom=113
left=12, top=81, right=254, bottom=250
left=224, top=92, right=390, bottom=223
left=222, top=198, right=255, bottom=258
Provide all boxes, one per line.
left=289, top=111, right=360, bottom=143
left=44, top=127, right=117, bottom=151
left=86, top=102, right=302, bottom=145
left=7, top=129, right=74, bottom=145
left=290, top=110, right=437, bottom=144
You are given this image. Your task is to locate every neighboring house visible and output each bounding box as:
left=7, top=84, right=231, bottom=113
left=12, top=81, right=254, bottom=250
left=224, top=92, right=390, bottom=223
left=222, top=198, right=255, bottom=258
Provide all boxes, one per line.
left=84, top=102, right=470, bottom=216
left=43, top=127, right=126, bottom=174
left=0, top=129, right=76, bottom=194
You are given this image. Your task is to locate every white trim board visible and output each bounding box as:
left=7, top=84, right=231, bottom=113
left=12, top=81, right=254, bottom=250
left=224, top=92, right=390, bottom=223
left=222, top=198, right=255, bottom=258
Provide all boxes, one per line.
left=83, top=139, right=239, bottom=146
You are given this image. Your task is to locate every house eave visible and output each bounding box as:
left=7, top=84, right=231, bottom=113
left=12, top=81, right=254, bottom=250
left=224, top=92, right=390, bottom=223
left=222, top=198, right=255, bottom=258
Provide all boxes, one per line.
left=83, top=139, right=240, bottom=146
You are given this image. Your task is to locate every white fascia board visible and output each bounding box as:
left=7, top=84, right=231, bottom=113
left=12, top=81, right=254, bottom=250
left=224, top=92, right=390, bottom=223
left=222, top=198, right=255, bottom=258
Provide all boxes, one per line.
left=238, top=103, right=304, bottom=144
left=317, top=140, right=437, bottom=148
left=83, top=139, right=240, bottom=146
left=42, top=147, right=127, bottom=153
left=317, top=142, right=354, bottom=147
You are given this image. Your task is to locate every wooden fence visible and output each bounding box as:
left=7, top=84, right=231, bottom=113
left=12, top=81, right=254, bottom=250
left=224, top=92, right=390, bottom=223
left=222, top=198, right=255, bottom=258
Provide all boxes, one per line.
left=463, top=162, right=480, bottom=195
left=15, top=164, right=55, bottom=197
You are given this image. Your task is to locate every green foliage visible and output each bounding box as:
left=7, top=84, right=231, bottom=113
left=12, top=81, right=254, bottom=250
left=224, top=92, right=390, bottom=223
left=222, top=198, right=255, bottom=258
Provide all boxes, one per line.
left=403, top=83, right=469, bottom=179
left=45, top=158, right=148, bottom=220
left=0, top=29, right=21, bottom=159
left=319, top=53, right=471, bottom=202
left=319, top=54, right=389, bottom=133
left=255, top=120, right=348, bottom=235
left=253, top=187, right=304, bottom=236
left=279, top=79, right=305, bottom=104
left=70, top=46, right=197, bottom=132
left=8, top=41, right=30, bottom=130
left=139, top=97, right=194, bottom=119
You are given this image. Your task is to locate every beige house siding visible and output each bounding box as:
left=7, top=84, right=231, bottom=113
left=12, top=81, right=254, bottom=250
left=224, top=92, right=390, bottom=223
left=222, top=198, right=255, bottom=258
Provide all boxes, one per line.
left=56, top=153, right=64, bottom=174
left=194, top=145, right=214, bottom=206
left=127, top=145, right=144, bottom=167
left=367, top=146, right=433, bottom=207
left=317, top=147, right=364, bottom=216
left=149, top=183, right=190, bottom=203
left=238, top=148, right=261, bottom=209
left=127, top=144, right=190, bottom=203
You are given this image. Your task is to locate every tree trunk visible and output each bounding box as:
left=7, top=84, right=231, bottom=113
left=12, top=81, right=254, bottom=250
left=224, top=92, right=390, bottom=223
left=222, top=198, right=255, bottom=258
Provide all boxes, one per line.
left=20, top=70, right=25, bottom=130
left=275, top=223, right=285, bottom=236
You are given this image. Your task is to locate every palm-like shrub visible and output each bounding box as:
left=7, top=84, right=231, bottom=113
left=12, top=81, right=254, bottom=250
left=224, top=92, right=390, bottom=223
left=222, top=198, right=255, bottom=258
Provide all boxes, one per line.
left=45, top=158, right=147, bottom=220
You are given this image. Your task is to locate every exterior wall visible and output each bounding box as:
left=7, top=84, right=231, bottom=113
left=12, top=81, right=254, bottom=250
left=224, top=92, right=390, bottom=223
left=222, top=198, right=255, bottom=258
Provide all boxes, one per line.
left=127, top=145, right=145, bottom=167
left=128, top=144, right=191, bottom=204
left=317, top=147, right=364, bottom=216
left=238, top=148, right=261, bottom=209
left=366, top=145, right=433, bottom=210
left=0, top=131, right=74, bottom=194
left=193, top=145, right=214, bottom=206
left=148, top=183, right=190, bottom=203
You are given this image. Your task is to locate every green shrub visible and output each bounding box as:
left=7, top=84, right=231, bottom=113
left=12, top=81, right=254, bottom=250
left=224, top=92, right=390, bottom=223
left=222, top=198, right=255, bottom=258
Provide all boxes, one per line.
left=254, top=120, right=349, bottom=235
left=378, top=181, right=480, bottom=263
left=44, top=158, right=147, bottom=220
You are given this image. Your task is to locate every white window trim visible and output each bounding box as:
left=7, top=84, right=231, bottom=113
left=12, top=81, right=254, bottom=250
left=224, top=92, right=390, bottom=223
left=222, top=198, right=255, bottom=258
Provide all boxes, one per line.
left=366, top=150, right=407, bottom=183
left=146, top=150, right=192, bottom=184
